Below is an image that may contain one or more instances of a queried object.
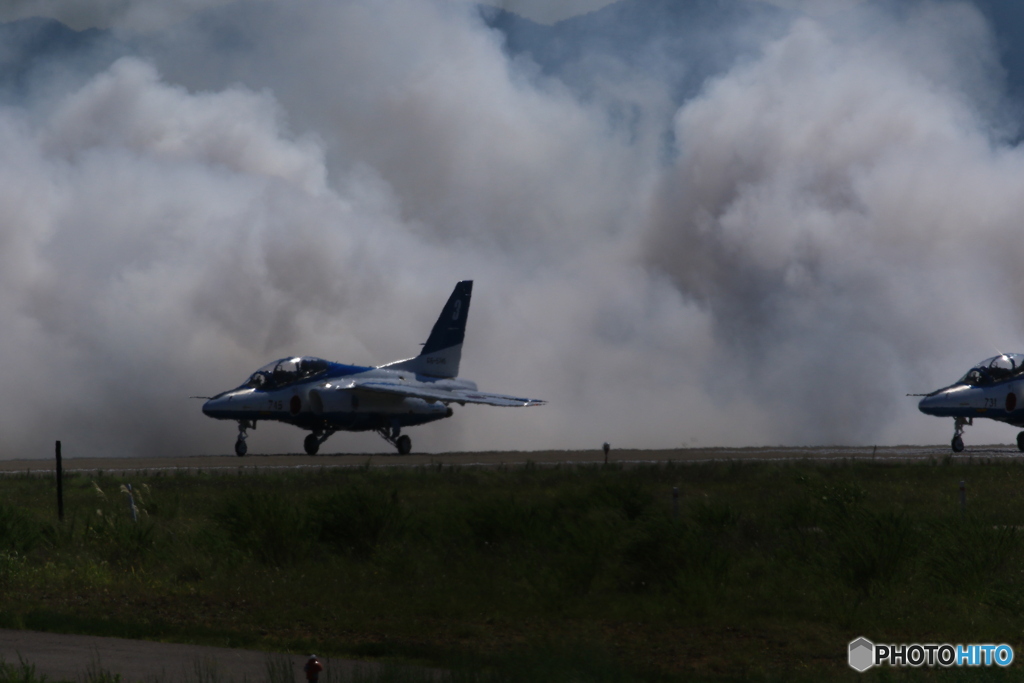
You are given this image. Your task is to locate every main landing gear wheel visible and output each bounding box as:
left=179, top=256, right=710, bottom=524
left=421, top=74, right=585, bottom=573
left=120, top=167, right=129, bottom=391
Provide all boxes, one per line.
left=952, top=436, right=964, bottom=453
left=1017, top=431, right=1024, bottom=452
left=302, top=429, right=334, bottom=456
left=235, top=438, right=247, bottom=457
left=375, top=426, right=412, bottom=455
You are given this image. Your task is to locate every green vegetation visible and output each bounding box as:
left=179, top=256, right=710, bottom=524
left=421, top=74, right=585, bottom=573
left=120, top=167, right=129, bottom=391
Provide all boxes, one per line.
left=3, top=459, right=1024, bottom=680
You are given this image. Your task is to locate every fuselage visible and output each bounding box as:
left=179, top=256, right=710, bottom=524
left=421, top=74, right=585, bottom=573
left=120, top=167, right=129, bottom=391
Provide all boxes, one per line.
left=202, top=357, right=463, bottom=432
left=201, top=281, right=544, bottom=456
left=918, top=354, right=1024, bottom=429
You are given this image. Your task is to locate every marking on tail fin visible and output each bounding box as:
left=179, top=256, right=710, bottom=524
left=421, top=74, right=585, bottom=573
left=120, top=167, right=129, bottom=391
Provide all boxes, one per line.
left=381, top=281, right=472, bottom=379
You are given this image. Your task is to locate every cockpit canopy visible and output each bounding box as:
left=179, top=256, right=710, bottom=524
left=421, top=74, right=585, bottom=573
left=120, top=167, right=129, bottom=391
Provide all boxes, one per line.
left=243, top=356, right=330, bottom=391
left=958, top=354, right=1024, bottom=386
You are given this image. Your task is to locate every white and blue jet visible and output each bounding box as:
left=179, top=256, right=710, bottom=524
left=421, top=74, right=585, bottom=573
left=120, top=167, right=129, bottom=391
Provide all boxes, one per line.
left=918, top=354, right=1024, bottom=453
left=202, top=281, right=545, bottom=456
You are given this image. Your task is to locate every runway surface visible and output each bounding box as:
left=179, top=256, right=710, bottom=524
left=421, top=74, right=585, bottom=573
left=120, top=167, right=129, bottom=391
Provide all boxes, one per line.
left=0, top=444, right=1019, bottom=475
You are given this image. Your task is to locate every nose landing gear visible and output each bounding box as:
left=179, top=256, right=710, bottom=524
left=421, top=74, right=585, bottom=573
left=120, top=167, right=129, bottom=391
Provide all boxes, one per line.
left=235, top=420, right=256, bottom=457
left=951, top=416, right=972, bottom=453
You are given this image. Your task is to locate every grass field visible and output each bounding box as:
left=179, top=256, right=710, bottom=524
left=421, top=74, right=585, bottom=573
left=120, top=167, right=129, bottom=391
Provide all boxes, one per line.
left=3, top=457, right=1024, bottom=681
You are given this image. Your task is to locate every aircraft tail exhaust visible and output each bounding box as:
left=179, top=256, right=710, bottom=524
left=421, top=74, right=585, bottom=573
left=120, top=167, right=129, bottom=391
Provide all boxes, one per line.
left=382, top=280, right=472, bottom=378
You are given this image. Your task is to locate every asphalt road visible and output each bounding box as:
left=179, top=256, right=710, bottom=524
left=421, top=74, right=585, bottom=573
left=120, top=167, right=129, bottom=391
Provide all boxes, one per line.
left=0, top=629, right=369, bottom=682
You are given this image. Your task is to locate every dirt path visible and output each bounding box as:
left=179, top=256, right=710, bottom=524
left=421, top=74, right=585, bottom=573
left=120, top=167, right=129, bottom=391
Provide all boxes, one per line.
left=0, top=629, right=367, bottom=682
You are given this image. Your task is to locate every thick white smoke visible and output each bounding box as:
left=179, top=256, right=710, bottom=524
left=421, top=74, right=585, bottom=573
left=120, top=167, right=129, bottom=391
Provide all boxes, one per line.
left=648, top=3, right=1024, bottom=446
left=0, top=0, right=1019, bottom=457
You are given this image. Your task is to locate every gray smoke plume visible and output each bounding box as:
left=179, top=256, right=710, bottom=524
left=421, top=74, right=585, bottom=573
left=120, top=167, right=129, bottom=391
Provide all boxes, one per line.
left=0, top=0, right=1018, bottom=457
left=648, top=2, right=1023, bottom=446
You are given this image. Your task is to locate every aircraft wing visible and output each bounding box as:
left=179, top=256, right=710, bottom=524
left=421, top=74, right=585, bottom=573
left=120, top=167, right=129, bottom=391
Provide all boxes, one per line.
left=339, top=379, right=546, bottom=407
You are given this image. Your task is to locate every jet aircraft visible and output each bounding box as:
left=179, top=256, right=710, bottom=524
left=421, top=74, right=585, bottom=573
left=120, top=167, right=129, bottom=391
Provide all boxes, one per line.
left=202, top=281, right=545, bottom=455
left=918, top=354, right=1024, bottom=452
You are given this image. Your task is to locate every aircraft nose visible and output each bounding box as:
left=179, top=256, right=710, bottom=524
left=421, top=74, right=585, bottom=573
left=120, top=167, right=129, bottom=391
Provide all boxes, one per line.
left=918, top=386, right=967, bottom=417
left=202, top=392, right=232, bottom=418
left=202, top=398, right=218, bottom=417
left=918, top=393, right=943, bottom=416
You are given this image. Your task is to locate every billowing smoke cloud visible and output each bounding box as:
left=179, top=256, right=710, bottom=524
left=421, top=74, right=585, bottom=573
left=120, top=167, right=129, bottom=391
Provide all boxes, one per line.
left=648, top=1, right=1024, bottom=445
left=0, top=0, right=1020, bottom=458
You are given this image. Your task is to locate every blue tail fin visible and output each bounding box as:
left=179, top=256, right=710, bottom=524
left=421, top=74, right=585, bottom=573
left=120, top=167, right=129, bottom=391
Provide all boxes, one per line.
left=422, top=280, right=472, bottom=355
left=382, top=281, right=472, bottom=378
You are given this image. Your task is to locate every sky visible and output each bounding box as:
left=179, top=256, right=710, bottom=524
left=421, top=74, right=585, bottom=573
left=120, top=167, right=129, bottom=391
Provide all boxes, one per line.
left=478, top=0, right=867, bottom=24
left=0, top=0, right=869, bottom=27
left=0, top=0, right=1022, bottom=458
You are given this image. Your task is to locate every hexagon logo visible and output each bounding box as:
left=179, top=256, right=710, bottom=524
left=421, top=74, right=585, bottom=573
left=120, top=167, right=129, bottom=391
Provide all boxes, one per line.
left=849, top=637, right=874, bottom=672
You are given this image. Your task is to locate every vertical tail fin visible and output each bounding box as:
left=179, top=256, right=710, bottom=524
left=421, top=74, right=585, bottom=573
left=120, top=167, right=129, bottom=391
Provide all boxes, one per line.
left=382, top=281, right=472, bottom=378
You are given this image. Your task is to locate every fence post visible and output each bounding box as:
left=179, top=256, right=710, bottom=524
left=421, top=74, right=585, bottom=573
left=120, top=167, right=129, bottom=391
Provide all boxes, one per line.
left=55, top=440, right=64, bottom=522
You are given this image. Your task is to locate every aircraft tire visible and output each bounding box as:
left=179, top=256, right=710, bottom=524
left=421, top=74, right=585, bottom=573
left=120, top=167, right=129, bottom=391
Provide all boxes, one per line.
left=235, top=439, right=247, bottom=457
left=304, top=433, right=320, bottom=456
left=1017, top=432, right=1024, bottom=452
left=951, top=436, right=964, bottom=453
left=396, top=434, right=412, bottom=455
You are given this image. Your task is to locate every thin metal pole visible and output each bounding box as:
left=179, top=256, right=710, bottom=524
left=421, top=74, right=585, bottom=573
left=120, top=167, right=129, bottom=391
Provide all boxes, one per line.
left=56, top=440, right=64, bottom=522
